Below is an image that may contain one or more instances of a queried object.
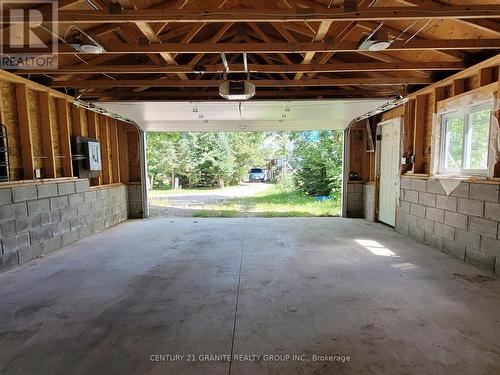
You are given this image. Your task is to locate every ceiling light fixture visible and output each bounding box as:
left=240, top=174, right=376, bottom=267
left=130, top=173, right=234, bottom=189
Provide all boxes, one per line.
left=71, top=43, right=105, bottom=54
left=358, top=23, right=392, bottom=51
left=367, top=40, right=392, bottom=51
left=359, top=19, right=431, bottom=52
left=66, top=25, right=106, bottom=54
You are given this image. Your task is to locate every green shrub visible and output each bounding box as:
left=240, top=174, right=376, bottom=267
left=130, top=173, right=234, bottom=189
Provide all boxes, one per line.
left=294, top=131, right=343, bottom=197
left=274, top=171, right=295, bottom=192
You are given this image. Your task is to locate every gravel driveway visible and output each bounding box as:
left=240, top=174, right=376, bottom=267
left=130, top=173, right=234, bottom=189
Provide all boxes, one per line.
left=149, top=182, right=272, bottom=217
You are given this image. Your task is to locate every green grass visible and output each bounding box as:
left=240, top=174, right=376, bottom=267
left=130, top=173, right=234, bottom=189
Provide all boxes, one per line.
left=192, top=210, right=239, bottom=218
left=192, top=186, right=341, bottom=218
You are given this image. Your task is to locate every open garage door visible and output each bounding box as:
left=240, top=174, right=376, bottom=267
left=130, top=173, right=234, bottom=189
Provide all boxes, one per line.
left=97, top=99, right=387, bottom=218
left=96, top=100, right=387, bottom=132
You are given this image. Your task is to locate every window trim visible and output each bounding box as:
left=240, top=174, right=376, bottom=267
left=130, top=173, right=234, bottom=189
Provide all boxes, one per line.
left=439, top=101, right=493, bottom=177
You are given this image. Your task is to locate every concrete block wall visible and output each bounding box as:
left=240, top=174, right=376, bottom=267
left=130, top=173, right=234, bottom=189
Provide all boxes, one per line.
left=396, top=177, right=500, bottom=275
left=363, top=183, right=376, bottom=222
left=346, top=182, right=363, bottom=218
left=0, top=180, right=129, bottom=272
left=128, top=183, right=143, bottom=219
left=346, top=182, right=375, bottom=221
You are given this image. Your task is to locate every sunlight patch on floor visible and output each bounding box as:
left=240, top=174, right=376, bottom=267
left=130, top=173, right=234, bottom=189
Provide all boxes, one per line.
left=355, top=239, right=399, bottom=257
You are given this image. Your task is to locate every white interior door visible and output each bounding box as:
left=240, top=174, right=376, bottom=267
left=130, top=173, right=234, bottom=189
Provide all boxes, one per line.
left=379, top=118, right=401, bottom=226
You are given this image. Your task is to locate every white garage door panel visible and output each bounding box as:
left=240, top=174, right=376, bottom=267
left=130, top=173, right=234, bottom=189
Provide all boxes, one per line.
left=378, top=118, right=401, bottom=227
left=95, top=99, right=387, bottom=132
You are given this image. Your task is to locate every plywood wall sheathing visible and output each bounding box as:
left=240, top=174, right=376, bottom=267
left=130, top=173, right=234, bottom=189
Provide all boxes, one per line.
left=38, top=91, right=56, bottom=178
left=15, top=84, right=35, bottom=179
left=0, top=69, right=141, bottom=185
left=27, top=88, right=43, bottom=172
left=412, top=94, right=426, bottom=174
left=127, top=130, right=141, bottom=183
left=118, top=124, right=129, bottom=184
left=56, top=98, right=73, bottom=178
left=109, top=119, right=120, bottom=184
left=49, top=96, right=62, bottom=177
left=98, top=115, right=111, bottom=185
left=71, top=105, right=83, bottom=137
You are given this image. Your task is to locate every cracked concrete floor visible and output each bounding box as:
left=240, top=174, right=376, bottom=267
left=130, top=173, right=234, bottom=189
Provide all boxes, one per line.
left=0, top=218, right=499, bottom=375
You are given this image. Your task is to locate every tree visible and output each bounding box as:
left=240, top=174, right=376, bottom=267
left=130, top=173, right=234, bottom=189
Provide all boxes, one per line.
left=146, top=132, right=180, bottom=188
left=294, top=131, right=343, bottom=197
left=230, top=132, right=269, bottom=184
left=190, top=132, right=235, bottom=188
left=146, top=130, right=344, bottom=195
left=147, top=131, right=273, bottom=189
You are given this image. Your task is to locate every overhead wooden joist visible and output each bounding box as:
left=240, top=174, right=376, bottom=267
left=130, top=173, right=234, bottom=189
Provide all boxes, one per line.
left=51, top=77, right=432, bottom=89
left=10, top=39, right=500, bottom=55
left=11, top=6, right=500, bottom=24
left=85, top=88, right=399, bottom=100
left=16, top=61, right=465, bottom=75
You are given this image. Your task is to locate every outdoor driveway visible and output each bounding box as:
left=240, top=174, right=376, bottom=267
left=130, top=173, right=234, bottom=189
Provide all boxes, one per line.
left=150, top=182, right=272, bottom=217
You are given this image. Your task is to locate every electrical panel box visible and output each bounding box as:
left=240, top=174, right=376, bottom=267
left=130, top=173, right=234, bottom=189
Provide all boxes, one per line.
left=72, top=136, right=101, bottom=178
left=86, top=141, right=101, bottom=171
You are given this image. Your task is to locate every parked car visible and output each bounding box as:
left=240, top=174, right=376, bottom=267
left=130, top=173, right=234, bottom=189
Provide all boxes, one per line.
left=249, top=168, right=266, bottom=182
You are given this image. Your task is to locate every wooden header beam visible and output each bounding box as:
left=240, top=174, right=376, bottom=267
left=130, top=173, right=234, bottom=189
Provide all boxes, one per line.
left=16, top=61, right=465, bottom=75
left=8, top=39, right=500, bottom=55
left=6, top=6, right=499, bottom=24
left=52, top=77, right=432, bottom=89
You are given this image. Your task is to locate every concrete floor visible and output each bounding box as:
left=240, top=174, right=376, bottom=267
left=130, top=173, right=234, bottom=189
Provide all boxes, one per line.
left=0, top=218, right=499, bottom=375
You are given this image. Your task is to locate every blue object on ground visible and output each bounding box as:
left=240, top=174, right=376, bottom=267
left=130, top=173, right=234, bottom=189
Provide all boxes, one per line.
left=315, top=196, right=332, bottom=202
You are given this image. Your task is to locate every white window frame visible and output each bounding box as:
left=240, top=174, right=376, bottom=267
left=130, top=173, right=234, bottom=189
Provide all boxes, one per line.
left=439, top=101, right=493, bottom=176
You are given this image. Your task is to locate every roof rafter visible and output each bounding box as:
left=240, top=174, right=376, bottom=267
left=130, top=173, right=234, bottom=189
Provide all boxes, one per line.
left=6, top=0, right=500, bottom=101
left=397, top=0, right=500, bottom=36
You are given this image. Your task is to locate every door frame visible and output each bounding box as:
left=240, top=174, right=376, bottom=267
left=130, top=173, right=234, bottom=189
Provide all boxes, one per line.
left=374, top=117, right=403, bottom=225
left=341, top=126, right=350, bottom=218
left=139, top=128, right=150, bottom=218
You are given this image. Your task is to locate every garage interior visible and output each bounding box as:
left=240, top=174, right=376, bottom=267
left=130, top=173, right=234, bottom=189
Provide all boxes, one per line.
left=1, top=1, right=500, bottom=374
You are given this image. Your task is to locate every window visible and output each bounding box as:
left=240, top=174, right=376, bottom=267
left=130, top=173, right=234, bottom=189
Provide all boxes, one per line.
left=440, top=103, right=492, bottom=175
